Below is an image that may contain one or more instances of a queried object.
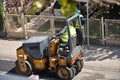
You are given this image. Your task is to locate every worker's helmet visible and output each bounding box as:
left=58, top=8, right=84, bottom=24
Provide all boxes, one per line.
left=75, top=10, right=80, bottom=14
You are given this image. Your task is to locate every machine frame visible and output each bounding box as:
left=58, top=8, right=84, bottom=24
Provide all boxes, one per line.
left=15, top=14, right=84, bottom=80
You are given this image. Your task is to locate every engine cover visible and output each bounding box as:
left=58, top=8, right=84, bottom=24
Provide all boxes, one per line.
left=23, top=36, right=49, bottom=59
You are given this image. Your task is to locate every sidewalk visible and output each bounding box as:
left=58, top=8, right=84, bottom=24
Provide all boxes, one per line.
left=83, top=45, right=120, bottom=72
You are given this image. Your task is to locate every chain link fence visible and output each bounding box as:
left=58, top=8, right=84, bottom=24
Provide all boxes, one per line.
left=89, top=19, right=101, bottom=38
left=105, top=19, right=120, bottom=46
left=85, top=18, right=120, bottom=46
left=85, top=18, right=102, bottom=45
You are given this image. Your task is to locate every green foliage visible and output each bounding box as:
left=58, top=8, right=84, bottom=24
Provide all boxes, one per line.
left=108, top=23, right=120, bottom=37
left=59, top=0, right=77, bottom=18
left=0, top=3, right=3, bottom=30
left=89, top=20, right=101, bottom=37
left=90, top=29, right=100, bottom=37
left=0, top=3, right=3, bottom=14
left=26, top=0, right=45, bottom=15
left=100, top=6, right=108, bottom=16
left=26, top=7, right=36, bottom=15
left=0, top=15, right=3, bottom=30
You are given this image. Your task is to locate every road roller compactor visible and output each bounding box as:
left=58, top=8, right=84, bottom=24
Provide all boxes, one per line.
left=15, top=14, right=84, bottom=80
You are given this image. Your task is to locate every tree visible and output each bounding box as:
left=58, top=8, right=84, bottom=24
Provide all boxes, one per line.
left=0, top=2, right=3, bottom=30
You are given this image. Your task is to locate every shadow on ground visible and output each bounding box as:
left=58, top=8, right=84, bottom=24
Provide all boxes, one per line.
left=0, top=60, right=58, bottom=80
left=7, top=68, right=58, bottom=80
left=83, top=46, right=120, bottom=61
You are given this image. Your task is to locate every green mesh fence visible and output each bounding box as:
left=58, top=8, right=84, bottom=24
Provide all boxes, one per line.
left=105, top=19, right=120, bottom=39
left=89, top=19, right=101, bottom=38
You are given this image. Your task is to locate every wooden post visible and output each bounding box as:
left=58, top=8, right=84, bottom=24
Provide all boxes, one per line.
left=20, top=0, right=28, bottom=39
left=105, top=19, right=108, bottom=45
left=24, top=14, right=28, bottom=39
left=50, top=17, right=55, bottom=37
left=86, top=1, right=90, bottom=48
left=21, top=13, right=28, bottom=39
left=101, top=17, right=105, bottom=45
left=2, top=0, right=8, bottom=38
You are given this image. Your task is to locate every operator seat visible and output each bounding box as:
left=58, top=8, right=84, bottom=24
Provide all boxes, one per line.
left=58, top=36, right=76, bottom=57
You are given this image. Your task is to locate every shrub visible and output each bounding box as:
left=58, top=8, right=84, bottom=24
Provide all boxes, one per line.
left=0, top=3, right=3, bottom=30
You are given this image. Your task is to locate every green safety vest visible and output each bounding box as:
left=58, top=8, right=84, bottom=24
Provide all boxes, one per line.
left=61, top=26, right=76, bottom=42
left=75, top=20, right=81, bottom=29
left=75, top=20, right=84, bottom=30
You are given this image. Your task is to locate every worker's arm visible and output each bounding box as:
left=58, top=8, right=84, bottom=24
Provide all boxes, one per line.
left=56, top=27, right=67, bottom=37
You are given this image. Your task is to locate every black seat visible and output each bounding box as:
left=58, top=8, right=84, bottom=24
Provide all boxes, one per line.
left=59, top=42, right=68, bottom=48
left=58, top=42, right=69, bottom=57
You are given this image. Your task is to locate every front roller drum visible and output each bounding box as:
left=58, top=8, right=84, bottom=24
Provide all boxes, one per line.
left=57, top=66, right=73, bottom=80
left=75, top=59, right=83, bottom=74
left=15, top=60, right=32, bottom=76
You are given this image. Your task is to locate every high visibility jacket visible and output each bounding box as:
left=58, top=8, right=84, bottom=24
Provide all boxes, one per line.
left=61, top=25, right=76, bottom=42
left=75, top=20, right=81, bottom=29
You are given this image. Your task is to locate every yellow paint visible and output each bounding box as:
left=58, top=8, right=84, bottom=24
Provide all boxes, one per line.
left=50, top=39, right=59, bottom=57
left=17, top=47, right=48, bottom=70
left=17, top=48, right=24, bottom=57
left=50, top=57, right=58, bottom=71
left=58, top=56, right=66, bottom=66
left=70, top=51, right=83, bottom=65
left=33, top=58, right=47, bottom=70
left=16, top=48, right=28, bottom=72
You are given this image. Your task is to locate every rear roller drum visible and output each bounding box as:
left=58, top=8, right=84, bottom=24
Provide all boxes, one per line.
left=57, top=66, right=73, bottom=80
left=71, top=66, right=77, bottom=76
left=75, top=60, right=82, bottom=74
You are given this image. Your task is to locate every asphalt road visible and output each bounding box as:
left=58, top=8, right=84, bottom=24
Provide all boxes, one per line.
left=0, top=39, right=22, bottom=61
left=0, top=39, right=120, bottom=80
left=0, top=59, right=120, bottom=80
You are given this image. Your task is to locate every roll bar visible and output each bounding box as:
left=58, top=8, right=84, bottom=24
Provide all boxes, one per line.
left=66, top=14, right=82, bottom=53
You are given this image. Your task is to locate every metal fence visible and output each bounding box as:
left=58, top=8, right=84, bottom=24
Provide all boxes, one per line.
left=105, top=19, right=120, bottom=46
left=89, top=19, right=101, bottom=38
left=87, top=18, right=120, bottom=46
left=85, top=18, right=102, bottom=45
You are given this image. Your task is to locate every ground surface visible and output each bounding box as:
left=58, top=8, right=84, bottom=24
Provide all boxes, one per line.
left=0, top=39, right=120, bottom=80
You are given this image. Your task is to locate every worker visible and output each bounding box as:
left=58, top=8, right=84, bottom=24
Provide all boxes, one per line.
left=56, top=21, right=76, bottom=43
left=75, top=9, right=85, bottom=46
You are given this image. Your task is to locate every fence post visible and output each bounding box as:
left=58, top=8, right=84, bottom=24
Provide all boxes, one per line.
left=105, top=19, right=108, bottom=40
left=101, top=17, right=105, bottom=45
left=21, top=13, right=28, bottom=39
left=86, top=1, right=90, bottom=48
left=50, top=17, right=55, bottom=36
left=2, top=0, right=9, bottom=38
